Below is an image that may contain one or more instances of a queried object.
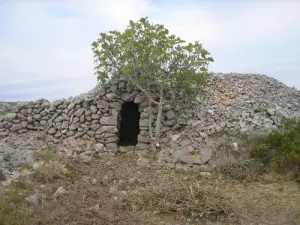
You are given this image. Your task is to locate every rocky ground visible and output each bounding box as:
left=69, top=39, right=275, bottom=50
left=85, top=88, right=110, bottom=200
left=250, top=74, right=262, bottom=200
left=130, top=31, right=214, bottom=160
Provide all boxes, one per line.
left=0, top=148, right=300, bottom=225
left=0, top=101, right=24, bottom=112
left=1, top=74, right=300, bottom=224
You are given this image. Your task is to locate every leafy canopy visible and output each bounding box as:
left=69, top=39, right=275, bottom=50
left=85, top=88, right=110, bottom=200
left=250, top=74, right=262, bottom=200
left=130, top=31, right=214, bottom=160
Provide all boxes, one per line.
left=91, top=17, right=214, bottom=100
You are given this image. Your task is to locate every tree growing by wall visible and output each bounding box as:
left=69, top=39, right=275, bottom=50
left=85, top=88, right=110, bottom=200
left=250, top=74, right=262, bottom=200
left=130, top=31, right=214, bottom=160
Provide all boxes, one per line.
left=92, top=17, right=214, bottom=150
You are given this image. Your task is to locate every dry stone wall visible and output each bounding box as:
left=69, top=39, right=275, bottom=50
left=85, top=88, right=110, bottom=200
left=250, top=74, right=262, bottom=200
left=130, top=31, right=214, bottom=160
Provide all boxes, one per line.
left=0, top=76, right=188, bottom=152
left=2, top=73, right=300, bottom=186
left=1, top=73, right=300, bottom=156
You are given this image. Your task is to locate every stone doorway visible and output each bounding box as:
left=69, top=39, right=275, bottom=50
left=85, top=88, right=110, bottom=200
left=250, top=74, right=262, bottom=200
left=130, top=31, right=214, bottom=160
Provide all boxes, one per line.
left=118, top=102, right=140, bottom=146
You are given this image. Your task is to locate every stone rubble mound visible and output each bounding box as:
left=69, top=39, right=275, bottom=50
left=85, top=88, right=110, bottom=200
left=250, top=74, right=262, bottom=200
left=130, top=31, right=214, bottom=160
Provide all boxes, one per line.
left=160, top=73, right=300, bottom=164
left=0, top=132, right=48, bottom=184
left=0, top=101, right=24, bottom=111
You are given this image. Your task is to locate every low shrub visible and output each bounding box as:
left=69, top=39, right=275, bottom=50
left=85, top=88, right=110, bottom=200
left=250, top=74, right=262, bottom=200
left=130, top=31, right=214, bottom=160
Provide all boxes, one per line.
left=250, top=118, right=300, bottom=174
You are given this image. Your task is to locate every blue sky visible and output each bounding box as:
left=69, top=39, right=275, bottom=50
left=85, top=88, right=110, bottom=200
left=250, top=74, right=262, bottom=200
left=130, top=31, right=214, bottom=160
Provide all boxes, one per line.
left=0, top=0, right=300, bottom=101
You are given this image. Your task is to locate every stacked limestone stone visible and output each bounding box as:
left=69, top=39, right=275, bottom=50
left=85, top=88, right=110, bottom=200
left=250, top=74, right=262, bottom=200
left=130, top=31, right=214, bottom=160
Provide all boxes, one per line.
left=1, top=74, right=300, bottom=156
left=158, top=73, right=300, bottom=164
left=0, top=76, right=188, bottom=153
left=2, top=73, right=300, bottom=185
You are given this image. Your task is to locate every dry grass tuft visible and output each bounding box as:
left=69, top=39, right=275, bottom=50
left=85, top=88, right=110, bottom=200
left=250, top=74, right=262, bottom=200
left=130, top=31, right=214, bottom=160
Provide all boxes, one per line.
left=1, top=151, right=300, bottom=225
left=122, top=181, right=235, bottom=224
left=0, top=170, right=6, bottom=181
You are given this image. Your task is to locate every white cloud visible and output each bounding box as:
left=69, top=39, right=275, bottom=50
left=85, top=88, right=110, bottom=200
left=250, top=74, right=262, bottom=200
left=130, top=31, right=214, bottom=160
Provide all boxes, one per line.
left=0, top=0, right=299, bottom=101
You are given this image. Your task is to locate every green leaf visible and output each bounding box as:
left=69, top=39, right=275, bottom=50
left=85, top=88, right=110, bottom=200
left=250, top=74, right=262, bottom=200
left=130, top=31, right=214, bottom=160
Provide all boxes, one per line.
left=91, top=16, right=214, bottom=99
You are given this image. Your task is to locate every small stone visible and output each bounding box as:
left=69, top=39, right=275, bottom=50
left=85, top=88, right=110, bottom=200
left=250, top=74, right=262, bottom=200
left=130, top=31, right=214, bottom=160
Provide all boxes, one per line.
left=69, top=124, right=76, bottom=131
left=89, top=123, right=100, bottom=131
left=52, top=100, right=63, bottom=107
left=126, top=82, right=133, bottom=92
left=200, top=148, right=213, bottom=164
left=33, top=114, right=42, bottom=120
left=67, top=102, right=75, bottom=110
left=102, top=176, right=109, bottom=185
left=74, top=108, right=85, bottom=117
left=48, top=127, right=56, bottom=135
left=23, top=193, right=40, bottom=206
left=96, top=126, right=118, bottom=135
left=33, top=161, right=45, bottom=170
left=135, top=143, right=148, bottom=150
left=166, top=110, right=176, bottom=120
left=27, top=116, right=33, bottom=123
left=62, top=121, right=69, bottom=129
left=91, top=114, right=100, bottom=119
left=17, top=114, right=26, bottom=120
left=40, top=120, right=47, bottom=125
left=100, top=116, right=117, bottom=126
left=21, top=121, right=28, bottom=128
left=275, top=110, right=288, bottom=118
left=0, top=132, right=8, bottom=137
left=94, top=143, right=105, bottom=152
left=134, top=93, right=147, bottom=104
left=66, top=131, right=75, bottom=137
left=164, top=119, right=176, bottom=127
left=207, top=110, right=214, bottom=115
left=177, top=118, right=187, bottom=125
left=106, top=143, right=118, bottom=153
left=109, top=186, right=118, bottom=194
left=118, top=146, right=128, bottom=153
left=90, top=105, right=97, bottom=113
left=105, top=93, right=116, bottom=101
left=267, top=108, right=275, bottom=116
left=233, top=142, right=239, bottom=151
left=199, top=132, right=208, bottom=138
left=173, top=148, right=202, bottom=165
left=53, top=186, right=67, bottom=199
left=11, top=124, right=23, bottom=131
left=121, top=91, right=138, bottom=102
left=139, top=119, right=148, bottom=127
left=72, top=117, right=80, bottom=124
left=109, top=102, right=122, bottom=110
left=199, top=172, right=212, bottom=177
left=5, top=113, right=17, bottom=122
left=128, top=178, right=136, bottom=184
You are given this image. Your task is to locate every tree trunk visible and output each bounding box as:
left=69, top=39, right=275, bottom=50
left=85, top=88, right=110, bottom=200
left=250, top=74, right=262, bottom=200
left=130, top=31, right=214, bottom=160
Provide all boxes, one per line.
left=154, top=85, right=164, bottom=149
left=148, top=98, right=155, bottom=151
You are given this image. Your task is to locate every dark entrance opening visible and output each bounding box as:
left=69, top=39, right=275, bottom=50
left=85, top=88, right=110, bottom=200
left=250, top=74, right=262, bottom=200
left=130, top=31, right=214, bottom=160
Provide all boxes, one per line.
left=118, top=102, right=140, bottom=146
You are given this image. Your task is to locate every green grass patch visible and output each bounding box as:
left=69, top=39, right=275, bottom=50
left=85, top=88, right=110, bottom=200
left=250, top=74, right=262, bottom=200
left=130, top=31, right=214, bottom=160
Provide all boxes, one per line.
left=19, top=163, right=33, bottom=171
left=0, top=110, right=10, bottom=116
left=34, top=146, right=56, bottom=162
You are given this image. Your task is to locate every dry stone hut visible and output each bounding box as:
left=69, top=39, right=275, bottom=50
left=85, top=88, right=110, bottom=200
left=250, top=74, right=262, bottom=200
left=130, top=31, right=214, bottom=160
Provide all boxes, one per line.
left=0, top=75, right=187, bottom=152
left=1, top=73, right=300, bottom=160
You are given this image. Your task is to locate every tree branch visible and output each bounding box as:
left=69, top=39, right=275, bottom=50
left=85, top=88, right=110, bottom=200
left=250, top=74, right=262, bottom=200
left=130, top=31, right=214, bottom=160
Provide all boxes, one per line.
left=126, top=74, right=159, bottom=105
